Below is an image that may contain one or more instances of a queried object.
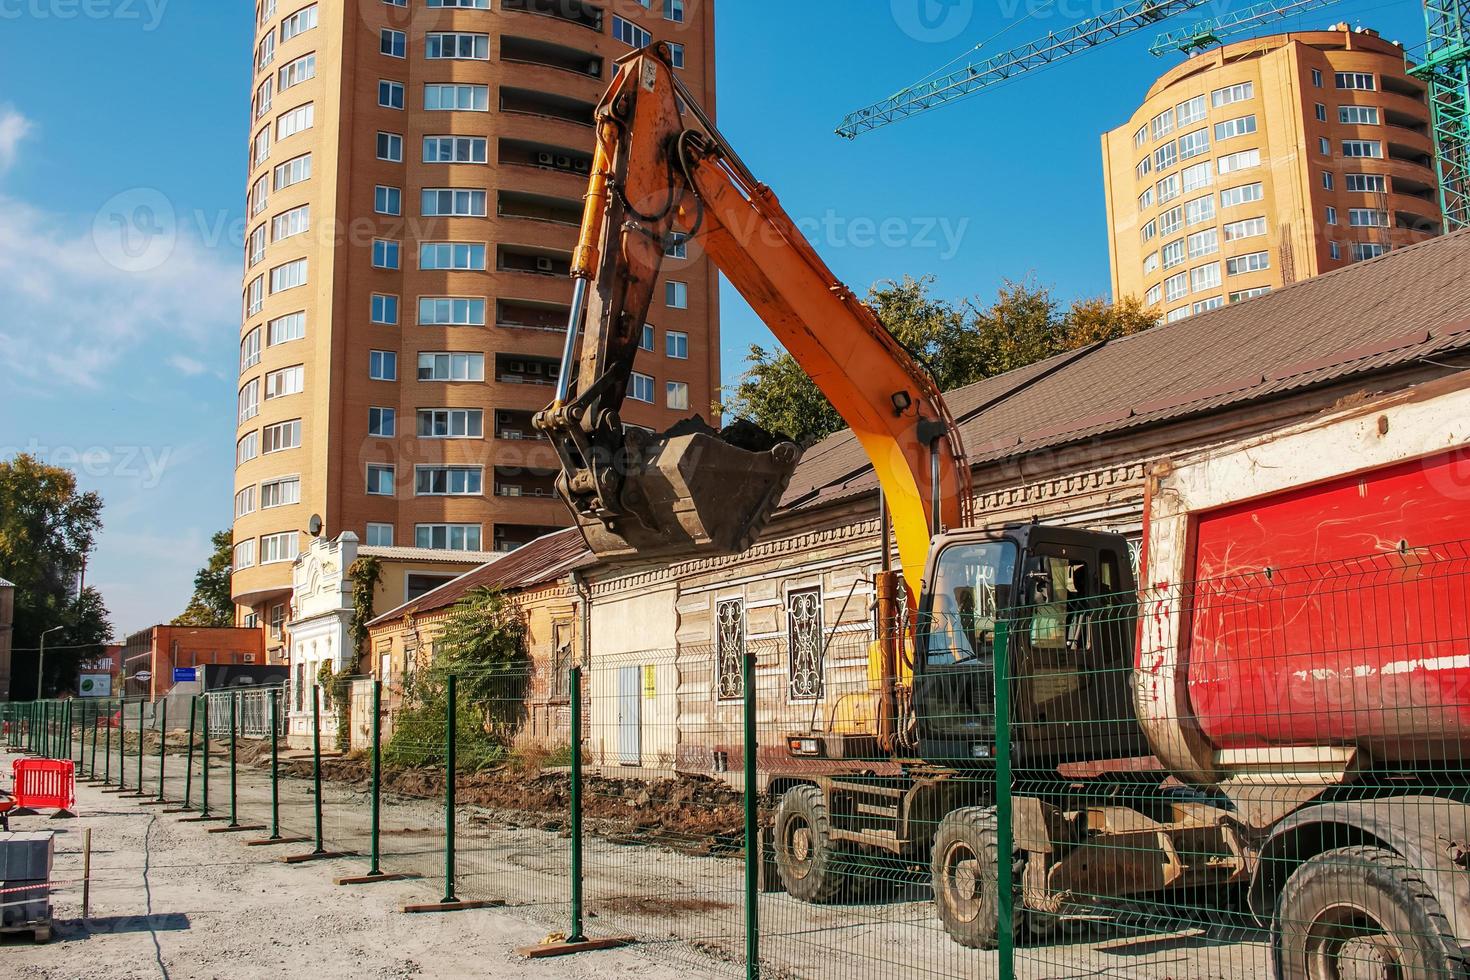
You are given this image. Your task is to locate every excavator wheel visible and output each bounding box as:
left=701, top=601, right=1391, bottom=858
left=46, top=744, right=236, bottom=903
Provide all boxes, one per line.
left=931, top=806, right=1025, bottom=950
left=773, top=784, right=854, bottom=904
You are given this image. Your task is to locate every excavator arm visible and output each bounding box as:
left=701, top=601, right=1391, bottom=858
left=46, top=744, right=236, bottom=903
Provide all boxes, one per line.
left=535, top=46, right=974, bottom=601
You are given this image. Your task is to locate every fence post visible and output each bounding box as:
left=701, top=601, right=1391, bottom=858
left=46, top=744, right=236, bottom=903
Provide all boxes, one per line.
left=270, top=690, right=281, bottom=840
left=183, top=697, right=197, bottom=811
left=200, top=696, right=211, bottom=817
left=103, top=701, right=113, bottom=786
left=569, top=666, right=586, bottom=943
left=134, top=699, right=145, bottom=795
left=994, top=619, right=1015, bottom=980
left=67, top=701, right=75, bottom=764
left=370, top=679, right=383, bottom=876
left=312, top=685, right=325, bottom=854
left=156, top=697, right=168, bottom=802
left=88, top=700, right=98, bottom=777
left=442, top=673, right=458, bottom=905
left=228, top=693, right=240, bottom=828
left=743, top=646, right=759, bottom=980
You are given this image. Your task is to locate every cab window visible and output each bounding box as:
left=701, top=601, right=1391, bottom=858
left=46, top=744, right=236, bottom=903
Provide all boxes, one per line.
left=923, top=540, right=1016, bottom=667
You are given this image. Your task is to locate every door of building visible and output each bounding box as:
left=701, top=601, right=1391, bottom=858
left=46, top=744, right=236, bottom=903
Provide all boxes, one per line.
left=617, top=665, right=642, bottom=767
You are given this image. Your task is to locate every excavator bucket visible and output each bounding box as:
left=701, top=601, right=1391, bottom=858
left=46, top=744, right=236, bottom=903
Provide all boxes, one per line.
left=570, top=418, right=802, bottom=562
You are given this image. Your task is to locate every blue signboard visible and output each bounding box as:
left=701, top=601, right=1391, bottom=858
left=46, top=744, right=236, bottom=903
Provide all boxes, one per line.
left=173, top=667, right=199, bottom=683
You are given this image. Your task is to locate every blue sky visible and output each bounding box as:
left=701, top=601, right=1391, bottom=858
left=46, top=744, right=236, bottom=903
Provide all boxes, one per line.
left=0, top=0, right=1429, bottom=633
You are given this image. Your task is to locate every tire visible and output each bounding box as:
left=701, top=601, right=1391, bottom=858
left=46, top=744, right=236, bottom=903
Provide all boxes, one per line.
left=931, top=806, right=1024, bottom=950
left=1273, top=845, right=1469, bottom=980
left=773, top=784, right=850, bottom=903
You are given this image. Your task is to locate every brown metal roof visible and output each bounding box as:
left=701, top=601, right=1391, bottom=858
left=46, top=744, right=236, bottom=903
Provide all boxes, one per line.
left=367, top=527, right=593, bottom=626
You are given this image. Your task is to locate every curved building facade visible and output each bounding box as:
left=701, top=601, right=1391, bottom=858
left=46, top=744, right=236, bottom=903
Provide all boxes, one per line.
left=1103, top=24, right=1441, bottom=321
left=233, top=0, right=718, bottom=652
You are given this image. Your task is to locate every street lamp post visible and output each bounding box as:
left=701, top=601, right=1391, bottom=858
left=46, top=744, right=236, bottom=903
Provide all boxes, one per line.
left=36, top=626, right=63, bottom=700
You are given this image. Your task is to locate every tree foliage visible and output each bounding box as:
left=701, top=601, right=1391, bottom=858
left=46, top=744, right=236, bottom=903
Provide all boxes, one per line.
left=384, top=588, right=529, bottom=770
left=0, top=453, right=110, bottom=697
left=723, top=277, right=1159, bottom=445
left=173, top=529, right=236, bottom=627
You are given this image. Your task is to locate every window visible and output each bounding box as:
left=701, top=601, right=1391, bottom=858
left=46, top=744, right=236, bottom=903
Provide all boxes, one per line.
left=417, top=408, right=483, bottom=438
left=666, top=381, right=689, bottom=410
left=666, top=330, right=688, bottom=359
left=375, top=186, right=401, bottom=215
left=260, top=532, right=299, bottom=565
left=1162, top=239, right=1186, bottom=270
left=365, top=523, right=394, bottom=547
left=1217, top=148, right=1260, bottom=175
left=418, top=352, right=484, bottom=381
left=1339, top=105, right=1380, bottom=126
left=613, top=15, right=652, bottom=48
left=372, top=239, right=401, bottom=270
left=1156, top=173, right=1180, bottom=203
left=279, top=4, right=316, bottom=41
left=270, top=258, right=308, bottom=293
left=1181, top=161, right=1212, bottom=193
left=1224, top=216, right=1267, bottom=241
left=665, top=0, right=685, bottom=21
left=1190, top=262, right=1221, bottom=292
left=714, top=597, right=743, bottom=700
left=1312, top=68, right=1323, bottom=87
left=248, top=224, right=266, bottom=266
left=246, top=275, right=264, bottom=316
left=1159, top=205, right=1183, bottom=236
left=1154, top=141, right=1177, bottom=171
left=1353, top=242, right=1389, bottom=261
left=1342, top=140, right=1383, bottom=158
left=262, top=419, right=302, bottom=453
left=1150, top=107, right=1175, bottom=140
left=415, top=466, right=483, bottom=496
left=366, top=465, right=395, bottom=496
left=252, top=127, right=271, bottom=167
left=260, top=476, right=300, bottom=508
left=416, top=524, right=481, bottom=551
left=381, top=29, right=406, bottom=58
left=666, top=281, right=688, bottom=309
left=1179, top=128, right=1210, bottom=159
left=272, top=204, right=310, bottom=241
left=1336, top=72, right=1376, bottom=91
left=370, top=294, right=399, bottom=325
left=665, top=232, right=689, bottom=259
left=1192, top=296, right=1224, bottom=315
left=255, top=78, right=273, bottom=119
left=1211, top=81, right=1253, bottom=107
left=425, top=83, right=491, bottom=112
left=257, top=32, right=276, bottom=71
left=265, top=365, right=304, bottom=400
left=276, top=102, right=314, bottom=139
left=1315, top=102, right=1327, bottom=122
left=1145, top=284, right=1162, bottom=305
left=667, top=43, right=685, bottom=69
left=1142, top=251, right=1159, bottom=275
left=1176, top=95, right=1206, bottom=127
left=250, top=175, right=269, bottom=217
left=1326, top=205, right=1338, bottom=225
left=787, top=587, right=825, bottom=700
left=1136, top=157, right=1152, bottom=180
left=278, top=53, right=316, bottom=91
left=1322, top=170, right=1335, bottom=191
left=422, top=188, right=486, bottom=216
left=241, top=328, right=262, bottom=371
left=640, top=324, right=655, bottom=351
left=269, top=311, right=306, bottom=345
left=630, top=372, right=655, bottom=403
left=1214, top=115, right=1257, bottom=141
left=428, top=0, right=490, bottom=6
left=423, top=136, right=487, bottom=163
left=369, top=350, right=397, bottom=381
left=1230, top=286, right=1271, bottom=303
left=1164, top=271, right=1188, bottom=302
left=236, top=485, right=257, bottom=518
left=1140, top=219, right=1157, bottom=244
left=1187, top=228, right=1219, bottom=259
left=236, top=431, right=261, bottom=471
left=1348, top=208, right=1389, bottom=227
left=1330, top=241, right=1341, bottom=260
left=369, top=407, right=395, bottom=437
left=418, top=297, right=486, bottom=325
left=273, top=153, right=311, bottom=190
left=1134, top=124, right=1148, bottom=149
left=239, top=379, right=260, bottom=423
left=379, top=80, right=405, bottom=110
left=1347, top=173, right=1387, bottom=193
left=426, top=32, right=490, bottom=59
left=420, top=243, right=487, bottom=271
left=1319, top=136, right=1332, bottom=155
left=1226, top=251, right=1271, bottom=275
left=1138, top=187, right=1154, bottom=211
left=1185, top=194, right=1215, bottom=226
left=377, top=132, right=403, bottom=162
left=234, top=539, right=257, bottom=571
left=1220, top=182, right=1264, bottom=208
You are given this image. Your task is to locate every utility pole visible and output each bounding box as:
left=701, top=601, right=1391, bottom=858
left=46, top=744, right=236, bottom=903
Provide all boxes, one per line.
left=36, top=626, right=63, bottom=700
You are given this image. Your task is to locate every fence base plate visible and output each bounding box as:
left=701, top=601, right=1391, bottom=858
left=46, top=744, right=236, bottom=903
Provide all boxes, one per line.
left=517, top=937, right=636, bottom=959
left=207, top=824, right=267, bottom=834
left=336, top=872, right=421, bottom=885
left=244, top=836, right=311, bottom=847
left=402, top=900, right=501, bottom=914
left=160, top=808, right=194, bottom=814
left=136, top=800, right=171, bottom=807
left=179, top=815, right=226, bottom=823
left=98, top=788, right=130, bottom=795
left=283, top=850, right=358, bottom=864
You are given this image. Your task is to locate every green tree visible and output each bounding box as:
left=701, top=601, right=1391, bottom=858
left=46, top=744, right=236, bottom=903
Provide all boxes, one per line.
left=0, top=453, right=108, bottom=697
left=173, top=529, right=236, bottom=627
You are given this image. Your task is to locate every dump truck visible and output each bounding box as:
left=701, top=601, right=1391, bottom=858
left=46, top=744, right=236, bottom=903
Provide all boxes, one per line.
left=539, top=45, right=1470, bottom=976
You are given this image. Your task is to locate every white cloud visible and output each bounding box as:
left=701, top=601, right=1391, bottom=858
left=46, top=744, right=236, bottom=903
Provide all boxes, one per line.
left=0, top=107, right=31, bottom=172
left=168, top=354, right=209, bottom=377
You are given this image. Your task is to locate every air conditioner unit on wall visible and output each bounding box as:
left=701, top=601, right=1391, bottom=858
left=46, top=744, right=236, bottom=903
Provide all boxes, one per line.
left=535, top=256, right=555, bottom=273
left=573, top=158, right=590, bottom=173
left=536, top=151, right=554, bottom=166
left=555, top=155, right=573, bottom=169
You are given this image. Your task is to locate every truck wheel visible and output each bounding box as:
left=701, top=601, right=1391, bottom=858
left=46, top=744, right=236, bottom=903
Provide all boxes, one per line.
left=774, top=784, right=848, bottom=903
left=931, top=806, right=1023, bottom=950
left=1273, top=845, right=1469, bottom=980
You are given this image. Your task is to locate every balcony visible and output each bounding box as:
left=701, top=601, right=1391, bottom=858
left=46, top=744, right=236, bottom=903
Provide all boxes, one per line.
left=495, top=410, right=548, bottom=443
left=1380, top=74, right=1427, bottom=103
left=1387, top=140, right=1433, bottom=169
left=494, top=466, right=559, bottom=500
left=497, top=353, right=561, bottom=386
left=498, top=245, right=573, bottom=278
left=498, top=137, right=591, bottom=177
left=500, top=0, right=603, bottom=32
left=500, top=87, right=595, bottom=127
left=501, top=35, right=603, bottom=79
left=1394, top=208, right=1441, bottom=234
left=498, top=190, right=581, bottom=226
left=1391, top=172, right=1438, bottom=202
left=494, top=523, right=565, bottom=553
left=498, top=298, right=570, bottom=333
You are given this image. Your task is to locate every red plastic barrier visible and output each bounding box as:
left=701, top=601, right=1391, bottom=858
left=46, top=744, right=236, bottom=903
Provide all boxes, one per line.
left=13, top=759, right=76, bottom=813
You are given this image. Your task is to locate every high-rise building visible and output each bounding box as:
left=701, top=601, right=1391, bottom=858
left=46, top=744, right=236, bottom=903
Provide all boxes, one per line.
left=1102, top=24, right=1442, bottom=321
left=232, top=0, right=719, bottom=647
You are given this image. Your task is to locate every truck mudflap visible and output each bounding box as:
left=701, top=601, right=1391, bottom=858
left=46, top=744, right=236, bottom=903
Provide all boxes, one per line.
left=1248, top=797, right=1470, bottom=942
